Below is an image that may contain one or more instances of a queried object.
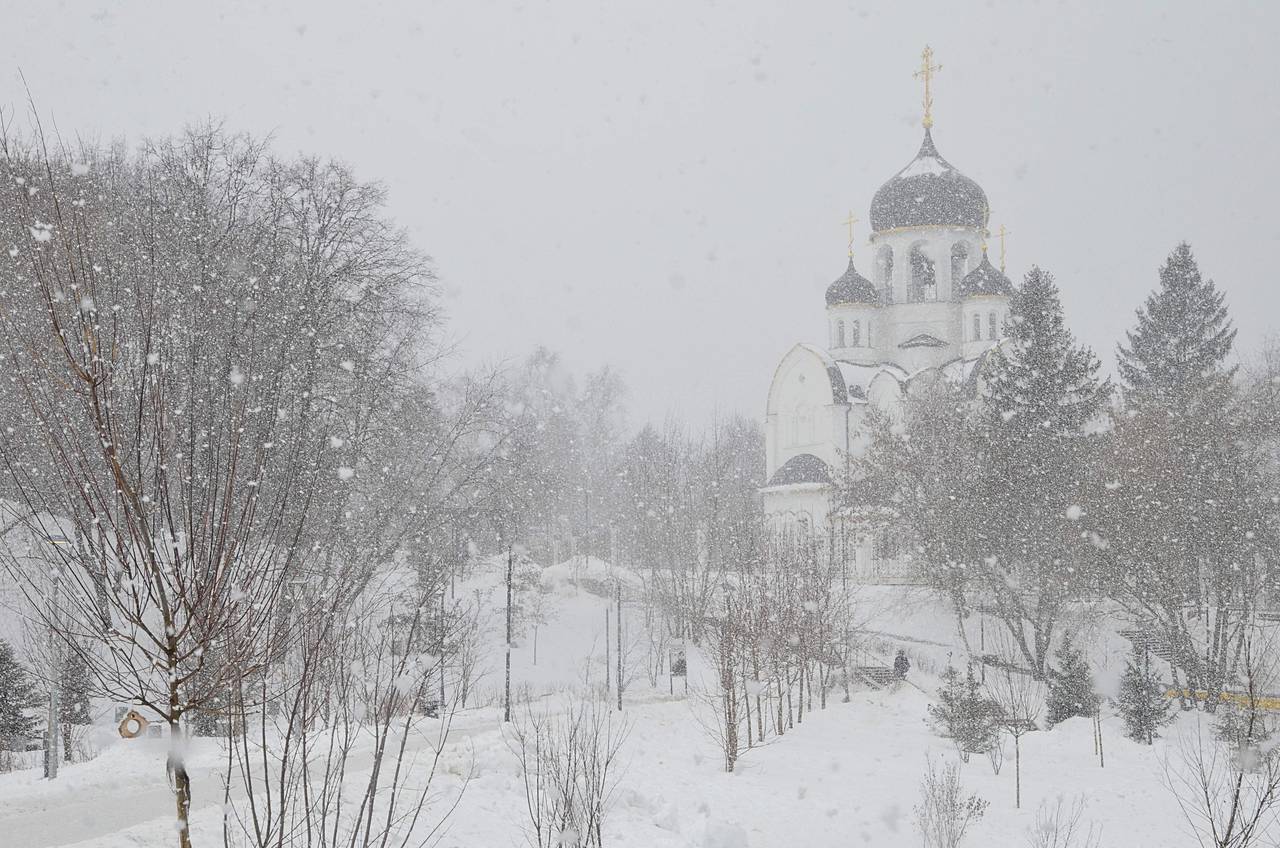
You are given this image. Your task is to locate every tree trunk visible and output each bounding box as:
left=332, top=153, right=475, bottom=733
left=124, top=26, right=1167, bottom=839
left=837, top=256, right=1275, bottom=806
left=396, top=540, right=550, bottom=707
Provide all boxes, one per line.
left=504, top=544, right=513, bottom=723
left=169, top=717, right=192, bottom=848
left=1014, top=734, right=1022, bottom=809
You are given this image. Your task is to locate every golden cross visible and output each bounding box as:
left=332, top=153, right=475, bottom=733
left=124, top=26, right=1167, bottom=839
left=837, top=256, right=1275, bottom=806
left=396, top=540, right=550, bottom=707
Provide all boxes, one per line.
left=913, top=46, right=942, bottom=129
left=842, top=211, right=859, bottom=257
left=995, top=224, right=1011, bottom=273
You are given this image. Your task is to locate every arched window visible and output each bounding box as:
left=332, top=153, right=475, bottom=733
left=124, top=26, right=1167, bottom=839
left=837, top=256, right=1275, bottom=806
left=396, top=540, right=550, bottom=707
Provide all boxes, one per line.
left=909, top=243, right=935, bottom=302
left=972, top=313, right=981, bottom=341
left=951, top=242, right=969, bottom=284
left=835, top=320, right=845, bottom=347
left=988, top=311, right=998, bottom=340
left=876, top=246, right=894, bottom=289
left=850, top=319, right=861, bottom=347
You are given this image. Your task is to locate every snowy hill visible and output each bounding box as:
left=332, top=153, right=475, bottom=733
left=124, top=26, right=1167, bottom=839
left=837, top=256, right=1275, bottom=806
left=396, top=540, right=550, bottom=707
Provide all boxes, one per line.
left=0, top=554, right=1226, bottom=847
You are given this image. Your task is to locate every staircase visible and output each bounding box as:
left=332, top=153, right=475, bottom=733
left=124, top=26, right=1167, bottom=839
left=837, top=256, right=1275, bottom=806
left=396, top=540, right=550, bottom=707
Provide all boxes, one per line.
left=1119, top=628, right=1178, bottom=664
left=853, top=665, right=898, bottom=689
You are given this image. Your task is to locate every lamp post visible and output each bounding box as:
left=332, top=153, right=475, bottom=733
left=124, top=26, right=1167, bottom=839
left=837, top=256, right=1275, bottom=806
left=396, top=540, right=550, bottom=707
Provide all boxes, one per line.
left=44, top=532, right=70, bottom=779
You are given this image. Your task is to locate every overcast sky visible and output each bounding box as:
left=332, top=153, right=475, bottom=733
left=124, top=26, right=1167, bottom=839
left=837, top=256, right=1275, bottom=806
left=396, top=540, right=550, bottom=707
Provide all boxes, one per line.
left=8, top=0, right=1279, bottom=425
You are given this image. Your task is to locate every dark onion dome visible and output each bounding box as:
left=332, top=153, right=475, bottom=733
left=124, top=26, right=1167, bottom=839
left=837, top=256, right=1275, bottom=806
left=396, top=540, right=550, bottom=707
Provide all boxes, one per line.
left=766, top=453, right=832, bottom=487
left=825, top=257, right=878, bottom=306
left=958, top=250, right=1014, bottom=298
left=869, top=128, right=988, bottom=232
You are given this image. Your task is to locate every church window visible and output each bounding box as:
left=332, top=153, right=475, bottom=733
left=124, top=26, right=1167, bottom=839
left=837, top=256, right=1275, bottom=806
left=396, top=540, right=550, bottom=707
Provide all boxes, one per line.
left=988, top=311, right=998, bottom=340
left=850, top=319, right=861, bottom=347
left=951, top=241, right=969, bottom=284
left=835, top=320, right=846, bottom=347
left=972, top=313, right=981, bottom=341
left=909, top=243, right=935, bottom=302
left=876, top=246, right=894, bottom=289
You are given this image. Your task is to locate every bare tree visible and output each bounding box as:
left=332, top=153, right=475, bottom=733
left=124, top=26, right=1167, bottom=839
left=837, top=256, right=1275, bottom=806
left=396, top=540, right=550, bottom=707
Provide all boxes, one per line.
left=0, top=121, right=510, bottom=847
left=986, top=642, right=1045, bottom=809
left=1165, top=636, right=1280, bottom=848
left=221, top=574, right=471, bottom=848
left=507, top=698, right=629, bottom=848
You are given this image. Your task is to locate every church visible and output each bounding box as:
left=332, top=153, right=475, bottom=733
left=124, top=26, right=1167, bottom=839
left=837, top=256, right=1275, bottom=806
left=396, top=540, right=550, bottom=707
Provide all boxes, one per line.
left=761, top=48, right=1014, bottom=580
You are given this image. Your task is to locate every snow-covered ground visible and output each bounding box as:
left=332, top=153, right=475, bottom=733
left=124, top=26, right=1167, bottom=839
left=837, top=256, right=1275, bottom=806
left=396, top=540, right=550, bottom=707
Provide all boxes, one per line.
left=0, top=558, right=1212, bottom=847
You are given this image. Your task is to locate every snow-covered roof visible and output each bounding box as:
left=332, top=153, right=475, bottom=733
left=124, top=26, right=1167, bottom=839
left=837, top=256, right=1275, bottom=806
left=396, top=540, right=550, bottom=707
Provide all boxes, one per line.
left=836, top=360, right=910, bottom=403
left=766, top=453, right=833, bottom=487
left=835, top=351, right=997, bottom=403
left=870, top=128, right=988, bottom=232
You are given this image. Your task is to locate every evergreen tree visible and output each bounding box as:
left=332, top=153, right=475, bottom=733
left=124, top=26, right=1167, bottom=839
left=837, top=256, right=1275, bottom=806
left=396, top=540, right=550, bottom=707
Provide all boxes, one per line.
left=59, top=649, right=93, bottom=762
left=929, top=663, right=1002, bottom=760
left=985, top=266, right=1112, bottom=434
left=1102, top=244, right=1275, bottom=703
left=1117, top=646, right=1173, bottom=744
left=1045, top=632, right=1098, bottom=728
left=59, top=650, right=92, bottom=727
left=0, top=639, right=39, bottom=749
left=1117, top=242, right=1236, bottom=408
left=973, top=267, right=1112, bottom=676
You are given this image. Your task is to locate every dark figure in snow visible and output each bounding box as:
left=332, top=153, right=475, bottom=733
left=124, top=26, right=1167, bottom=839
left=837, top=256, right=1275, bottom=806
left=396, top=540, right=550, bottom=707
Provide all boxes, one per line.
left=894, top=650, right=910, bottom=680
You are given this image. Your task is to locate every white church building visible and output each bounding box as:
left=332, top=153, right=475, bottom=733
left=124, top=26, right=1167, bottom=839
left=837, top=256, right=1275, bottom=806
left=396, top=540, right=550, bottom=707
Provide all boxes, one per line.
left=762, top=70, right=1015, bottom=580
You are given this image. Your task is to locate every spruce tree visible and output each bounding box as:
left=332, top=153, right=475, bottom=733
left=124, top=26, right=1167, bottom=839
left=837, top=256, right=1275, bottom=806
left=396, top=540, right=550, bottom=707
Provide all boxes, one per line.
left=1104, top=244, right=1271, bottom=701
left=974, top=267, right=1112, bottom=676
left=0, top=639, right=39, bottom=749
left=1045, top=632, right=1098, bottom=728
left=929, top=663, right=1001, bottom=760
left=1117, top=646, right=1173, bottom=744
left=1117, top=242, right=1236, bottom=408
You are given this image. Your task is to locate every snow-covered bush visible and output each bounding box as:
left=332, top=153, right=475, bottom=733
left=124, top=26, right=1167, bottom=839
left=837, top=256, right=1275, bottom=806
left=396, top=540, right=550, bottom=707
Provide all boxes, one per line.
left=929, top=663, right=1001, bottom=761
left=1026, top=796, right=1101, bottom=848
left=1117, top=646, right=1173, bottom=744
left=1046, top=632, right=1098, bottom=729
left=914, top=756, right=987, bottom=848
left=508, top=697, right=630, bottom=848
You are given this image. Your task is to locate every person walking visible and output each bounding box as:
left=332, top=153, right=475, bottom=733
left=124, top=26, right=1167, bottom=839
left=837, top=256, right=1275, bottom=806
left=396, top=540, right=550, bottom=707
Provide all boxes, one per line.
left=893, top=649, right=910, bottom=681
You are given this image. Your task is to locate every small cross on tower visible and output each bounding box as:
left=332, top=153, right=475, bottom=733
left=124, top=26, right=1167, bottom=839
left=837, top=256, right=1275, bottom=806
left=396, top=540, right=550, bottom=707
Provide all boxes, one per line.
left=842, top=211, right=859, bottom=258
left=995, top=224, right=1011, bottom=273
left=914, top=46, right=942, bottom=129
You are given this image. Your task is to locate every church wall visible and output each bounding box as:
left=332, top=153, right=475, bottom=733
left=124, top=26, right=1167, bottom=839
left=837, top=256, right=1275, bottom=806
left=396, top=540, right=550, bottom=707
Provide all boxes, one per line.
left=764, top=345, right=847, bottom=480
left=826, top=303, right=879, bottom=365
left=882, top=300, right=962, bottom=372
left=762, top=484, right=836, bottom=535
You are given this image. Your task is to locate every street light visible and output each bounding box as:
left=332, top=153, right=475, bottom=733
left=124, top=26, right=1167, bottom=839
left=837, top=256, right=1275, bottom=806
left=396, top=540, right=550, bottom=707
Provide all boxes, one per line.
left=43, top=532, right=70, bottom=779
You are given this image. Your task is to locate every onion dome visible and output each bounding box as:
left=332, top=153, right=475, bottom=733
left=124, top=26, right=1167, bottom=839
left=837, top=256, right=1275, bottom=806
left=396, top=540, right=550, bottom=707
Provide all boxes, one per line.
left=958, top=250, right=1014, bottom=297
left=869, top=128, right=988, bottom=232
left=767, top=453, right=832, bottom=487
left=825, top=257, right=878, bottom=306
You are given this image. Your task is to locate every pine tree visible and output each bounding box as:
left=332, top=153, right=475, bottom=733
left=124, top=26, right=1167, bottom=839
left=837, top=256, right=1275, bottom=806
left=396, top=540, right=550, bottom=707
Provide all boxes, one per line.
left=0, top=639, right=39, bottom=749
left=1117, top=242, right=1236, bottom=409
left=1117, top=646, right=1173, bottom=744
left=1045, top=632, right=1098, bottom=728
left=930, top=663, right=1001, bottom=760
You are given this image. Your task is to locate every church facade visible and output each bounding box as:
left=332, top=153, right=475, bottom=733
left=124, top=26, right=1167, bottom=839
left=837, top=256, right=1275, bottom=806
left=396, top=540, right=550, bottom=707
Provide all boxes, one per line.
left=761, top=79, right=1015, bottom=580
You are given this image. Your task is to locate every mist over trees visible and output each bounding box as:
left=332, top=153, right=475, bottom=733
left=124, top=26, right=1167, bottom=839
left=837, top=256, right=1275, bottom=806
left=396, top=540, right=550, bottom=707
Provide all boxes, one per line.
left=0, top=114, right=1279, bottom=848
